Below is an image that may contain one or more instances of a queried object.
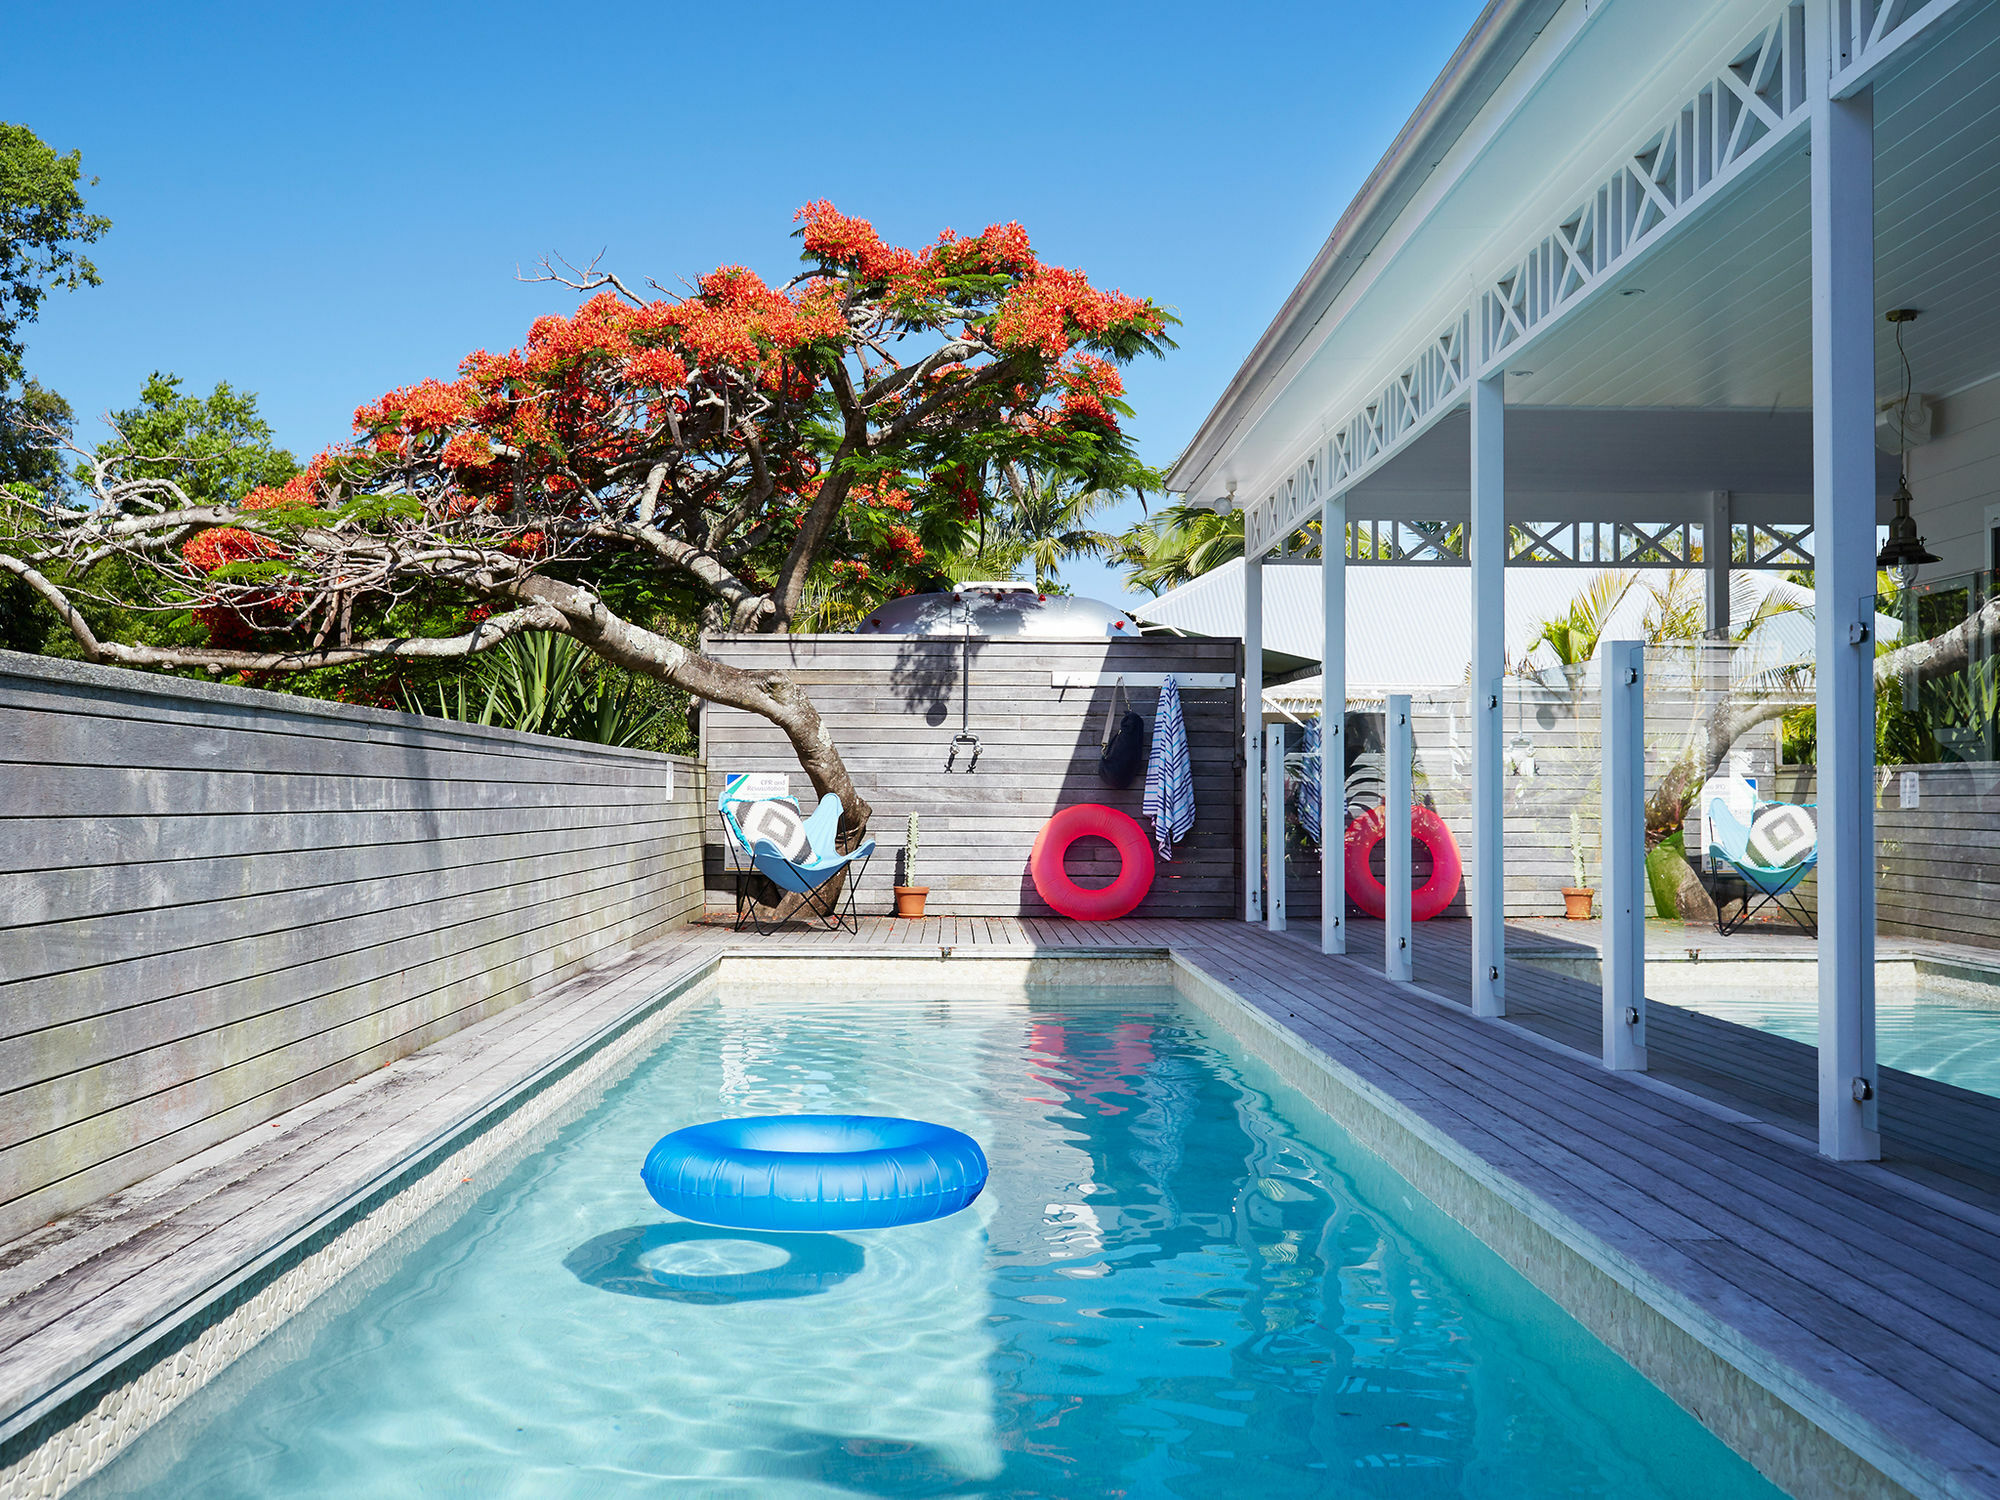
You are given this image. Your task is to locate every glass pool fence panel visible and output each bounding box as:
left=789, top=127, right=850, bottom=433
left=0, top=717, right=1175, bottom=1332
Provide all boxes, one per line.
left=1871, top=569, right=2000, bottom=957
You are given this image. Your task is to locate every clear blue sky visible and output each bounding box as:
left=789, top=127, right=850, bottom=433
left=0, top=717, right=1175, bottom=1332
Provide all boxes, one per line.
left=6, top=0, right=1487, bottom=603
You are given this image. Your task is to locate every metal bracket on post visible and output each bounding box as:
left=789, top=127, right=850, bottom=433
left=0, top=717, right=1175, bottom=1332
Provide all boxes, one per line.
left=1386, top=694, right=1413, bottom=983
left=1602, top=642, right=1647, bottom=1071
left=1266, top=721, right=1287, bottom=932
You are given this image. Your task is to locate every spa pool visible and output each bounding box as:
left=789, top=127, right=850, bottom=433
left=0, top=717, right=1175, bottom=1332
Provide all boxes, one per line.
left=78, top=982, right=1782, bottom=1499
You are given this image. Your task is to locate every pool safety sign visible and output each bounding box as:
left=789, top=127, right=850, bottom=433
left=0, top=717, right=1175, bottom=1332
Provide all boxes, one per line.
left=726, top=772, right=789, bottom=800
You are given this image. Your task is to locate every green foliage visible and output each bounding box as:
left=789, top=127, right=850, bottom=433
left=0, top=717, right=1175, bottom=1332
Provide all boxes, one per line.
left=1112, top=501, right=1243, bottom=595
left=1533, top=572, right=1635, bottom=666
left=405, top=632, right=680, bottom=750
left=0, top=122, right=110, bottom=388
left=0, top=379, right=76, bottom=651
left=84, top=373, right=300, bottom=508
left=0, top=376, right=72, bottom=505
left=990, top=464, right=1130, bottom=592
left=903, top=812, right=920, bottom=885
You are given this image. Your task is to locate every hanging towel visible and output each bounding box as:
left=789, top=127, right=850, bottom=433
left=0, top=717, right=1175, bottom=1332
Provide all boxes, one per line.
left=1143, top=675, right=1195, bottom=860
left=1297, top=714, right=1323, bottom=847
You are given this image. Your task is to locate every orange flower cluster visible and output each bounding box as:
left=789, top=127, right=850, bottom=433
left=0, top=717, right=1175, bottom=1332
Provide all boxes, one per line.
left=181, top=526, right=282, bottom=573
left=852, top=477, right=915, bottom=514
left=992, top=267, right=1157, bottom=360
left=237, top=474, right=320, bottom=513
left=797, top=202, right=1041, bottom=289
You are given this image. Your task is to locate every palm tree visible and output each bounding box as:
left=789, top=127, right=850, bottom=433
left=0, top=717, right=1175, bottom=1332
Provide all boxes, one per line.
left=1113, top=502, right=1245, bottom=595
left=1530, top=570, right=1638, bottom=668
left=994, top=463, right=1123, bottom=592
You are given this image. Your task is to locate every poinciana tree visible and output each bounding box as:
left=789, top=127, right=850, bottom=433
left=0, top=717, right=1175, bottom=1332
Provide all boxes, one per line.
left=2, top=204, right=1173, bottom=841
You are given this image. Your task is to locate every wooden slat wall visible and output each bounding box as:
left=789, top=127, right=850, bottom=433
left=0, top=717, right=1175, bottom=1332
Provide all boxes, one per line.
left=700, top=634, right=1243, bottom=918
left=0, top=651, right=703, bottom=1244
left=1766, top=762, right=2000, bottom=950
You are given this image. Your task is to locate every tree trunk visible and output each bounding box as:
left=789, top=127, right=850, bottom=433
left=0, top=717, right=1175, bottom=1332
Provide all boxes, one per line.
left=516, top=575, right=873, bottom=846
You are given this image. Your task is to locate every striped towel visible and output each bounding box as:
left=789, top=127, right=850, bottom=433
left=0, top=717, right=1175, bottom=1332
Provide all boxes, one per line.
left=1143, top=675, right=1195, bottom=860
left=1297, top=714, right=1322, bottom=847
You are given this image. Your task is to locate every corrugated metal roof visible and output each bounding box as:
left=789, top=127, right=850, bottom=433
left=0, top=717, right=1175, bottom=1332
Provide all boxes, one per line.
left=1132, top=559, right=1633, bottom=690
left=1133, top=561, right=1827, bottom=700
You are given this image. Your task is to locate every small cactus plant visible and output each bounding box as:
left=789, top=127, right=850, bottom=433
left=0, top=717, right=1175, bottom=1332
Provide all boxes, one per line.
left=894, top=812, right=928, bottom=916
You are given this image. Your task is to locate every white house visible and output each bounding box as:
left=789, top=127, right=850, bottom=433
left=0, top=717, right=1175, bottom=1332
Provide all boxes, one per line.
left=1164, top=0, right=1998, bottom=1160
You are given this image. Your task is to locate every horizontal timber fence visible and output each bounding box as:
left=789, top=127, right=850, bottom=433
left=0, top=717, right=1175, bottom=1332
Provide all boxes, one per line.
left=701, top=633, right=1244, bottom=918
left=0, top=651, right=702, bottom=1246
left=1769, top=762, right=2000, bottom=951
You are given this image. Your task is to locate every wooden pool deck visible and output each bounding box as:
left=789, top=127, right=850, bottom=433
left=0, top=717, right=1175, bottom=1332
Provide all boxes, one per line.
left=3, top=913, right=1997, bottom=1498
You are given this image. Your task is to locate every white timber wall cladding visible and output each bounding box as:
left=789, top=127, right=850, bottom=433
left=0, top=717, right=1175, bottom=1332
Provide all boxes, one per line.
left=0, top=650, right=702, bottom=1246
left=701, top=634, right=1243, bottom=918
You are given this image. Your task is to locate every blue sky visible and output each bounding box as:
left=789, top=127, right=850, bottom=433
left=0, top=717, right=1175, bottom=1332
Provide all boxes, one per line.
left=6, top=0, right=1487, bottom=603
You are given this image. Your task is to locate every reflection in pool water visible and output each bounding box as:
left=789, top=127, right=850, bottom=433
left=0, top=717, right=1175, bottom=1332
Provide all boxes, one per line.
left=79, top=986, right=1784, bottom=1499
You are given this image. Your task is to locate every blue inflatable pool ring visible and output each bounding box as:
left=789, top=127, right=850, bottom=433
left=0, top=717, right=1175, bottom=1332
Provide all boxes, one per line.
left=641, top=1114, right=988, bottom=1232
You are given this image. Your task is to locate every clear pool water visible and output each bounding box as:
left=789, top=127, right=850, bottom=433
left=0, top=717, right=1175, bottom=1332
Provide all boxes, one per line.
left=82, top=984, right=1783, bottom=1499
left=1664, top=983, right=2000, bottom=1100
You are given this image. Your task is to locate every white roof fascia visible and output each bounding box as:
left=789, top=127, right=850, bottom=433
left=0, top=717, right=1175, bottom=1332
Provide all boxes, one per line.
left=1169, top=0, right=1594, bottom=502
left=1171, top=0, right=1606, bottom=503
left=1187, top=0, right=1817, bottom=537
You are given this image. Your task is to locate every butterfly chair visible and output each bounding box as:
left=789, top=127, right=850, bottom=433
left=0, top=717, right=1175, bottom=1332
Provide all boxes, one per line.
left=718, top=784, right=875, bottom=934
left=1705, top=797, right=1818, bottom=937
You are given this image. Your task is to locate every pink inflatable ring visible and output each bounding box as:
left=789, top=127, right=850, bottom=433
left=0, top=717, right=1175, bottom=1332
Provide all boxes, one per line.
left=1344, top=805, right=1464, bottom=922
left=1030, top=804, right=1155, bottom=921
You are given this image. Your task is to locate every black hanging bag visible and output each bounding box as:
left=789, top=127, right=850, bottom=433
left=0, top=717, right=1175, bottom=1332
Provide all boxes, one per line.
left=1096, top=678, right=1151, bottom=789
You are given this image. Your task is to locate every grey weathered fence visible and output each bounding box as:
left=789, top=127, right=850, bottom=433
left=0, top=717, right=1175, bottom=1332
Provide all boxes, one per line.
left=1769, top=762, right=1999, bottom=950
left=0, top=652, right=702, bottom=1246
left=701, top=633, right=1243, bottom=918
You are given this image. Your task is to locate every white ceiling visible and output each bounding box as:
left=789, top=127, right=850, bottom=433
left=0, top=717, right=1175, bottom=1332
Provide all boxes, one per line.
left=1512, top=0, right=2000, bottom=413
left=1348, top=407, right=1900, bottom=522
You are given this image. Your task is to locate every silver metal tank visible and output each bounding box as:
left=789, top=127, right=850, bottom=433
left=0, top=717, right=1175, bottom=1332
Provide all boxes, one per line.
left=854, top=584, right=1141, bottom=638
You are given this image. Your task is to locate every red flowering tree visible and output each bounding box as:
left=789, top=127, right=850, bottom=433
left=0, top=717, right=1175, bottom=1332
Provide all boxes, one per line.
left=4, top=205, right=1172, bottom=840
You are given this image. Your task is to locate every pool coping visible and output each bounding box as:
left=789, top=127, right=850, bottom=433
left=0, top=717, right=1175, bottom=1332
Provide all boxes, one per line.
left=0, top=934, right=1977, bottom=1499
left=1160, top=952, right=1937, bottom=1500
left=0, top=945, right=729, bottom=1497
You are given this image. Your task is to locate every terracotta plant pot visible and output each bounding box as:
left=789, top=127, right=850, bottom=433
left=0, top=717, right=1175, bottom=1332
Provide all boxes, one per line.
left=893, top=886, right=929, bottom=919
left=1561, top=887, right=1595, bottom=920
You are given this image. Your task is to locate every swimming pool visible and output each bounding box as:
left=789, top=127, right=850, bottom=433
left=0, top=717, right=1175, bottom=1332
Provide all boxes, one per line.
left=1662, top=978, right=2000, bottom=1100
left=78, top=982, right=1782, bottom=1499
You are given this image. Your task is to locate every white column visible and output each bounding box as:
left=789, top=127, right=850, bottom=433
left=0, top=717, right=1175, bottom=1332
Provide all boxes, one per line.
left=1244, top=550, right=1264, bottom=923
left=1470, top=375, right=1507, bottom=1017
left=1386, top=694, right=1413, bottom=983
left=1705, top=490, right=1733, bottom=638
left=1322, top=493, right=1347, bottom=953
left=1808, top=46, right=1880, bottom=1159
left=1601, top=641, right=1648, bottom=1071
left=1266, top=721, right=1287, bottom=931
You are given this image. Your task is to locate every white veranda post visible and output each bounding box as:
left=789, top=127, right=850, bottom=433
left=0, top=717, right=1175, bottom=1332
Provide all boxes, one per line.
left=1244, top=549, right=1264, bottom=923
left=1266, top=722, right=1287, bottom=931
left=1470, top=375, right=1506, bottom=1017
left=1601, top=641, right=1648, bottom=1072
left=1808, top=33, right=1880, bottom=1160
left=1386, top=694, right=1413, bottom=984
left=1322, top=492, right=1347, bottom=954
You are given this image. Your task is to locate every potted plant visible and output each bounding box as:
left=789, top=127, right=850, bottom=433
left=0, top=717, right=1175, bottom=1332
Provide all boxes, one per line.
left=1562, top=807, right=1594, bottom=919
left=894, top=812, right=929, bottom=918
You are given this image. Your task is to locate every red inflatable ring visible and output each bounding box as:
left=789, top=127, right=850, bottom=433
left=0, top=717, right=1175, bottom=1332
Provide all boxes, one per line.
left=1030, top=804, right=1156, bottom=921
left=1344, top=805, right=1464, bottom=922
